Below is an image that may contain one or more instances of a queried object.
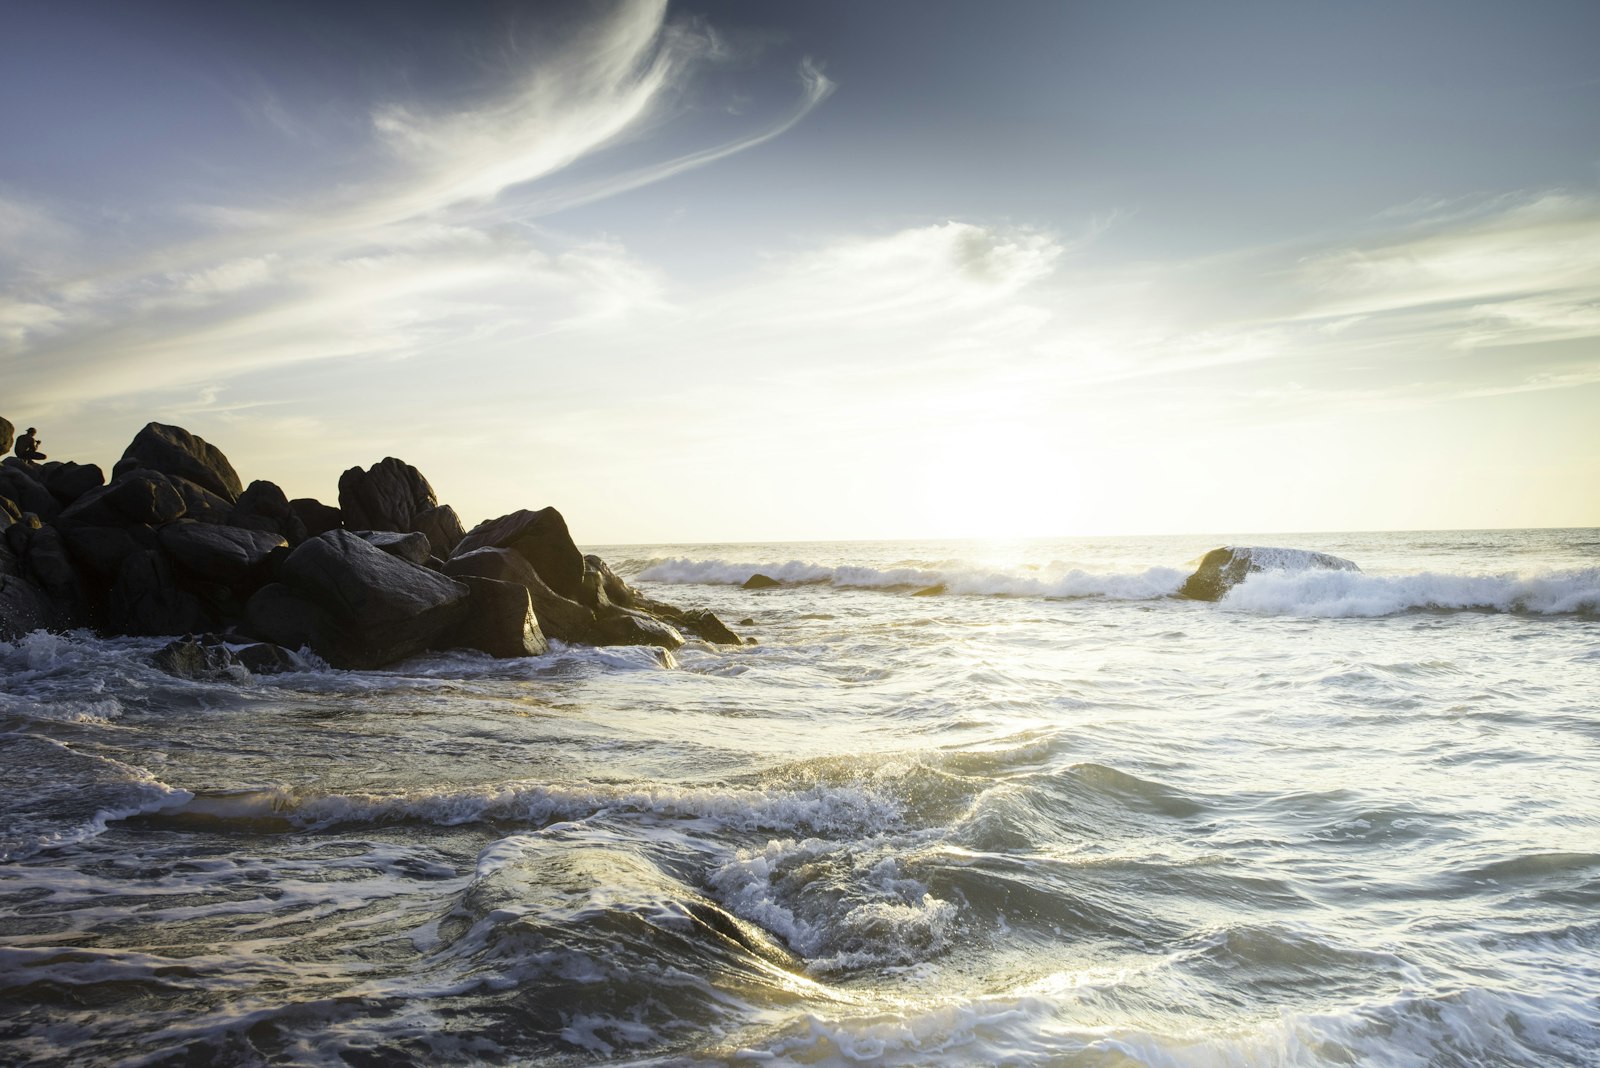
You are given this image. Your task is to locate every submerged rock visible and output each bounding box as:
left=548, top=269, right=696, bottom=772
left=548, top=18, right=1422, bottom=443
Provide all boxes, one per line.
left=1179, top=546, right=1360, bottom=601
left=152, top=635, right=246, bottom=681
left=912, top=584, right=946, bottom=597
left=743, top=574, right=781, bottom=590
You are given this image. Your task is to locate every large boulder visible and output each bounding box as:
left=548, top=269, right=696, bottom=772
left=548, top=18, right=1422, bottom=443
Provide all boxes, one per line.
left=58, top=524, right=158, bottom=582
left=115, top=423, right=243, bottom=503
left=230, top=480, right=309, bottom=545
left=412, top=503, right=465, bottom=557
left=262, top=529, right=470, bottom=669
left=60, top=469, right=186, bottom=527
left=0, top=465, right=59, bottom=522
left=0, top=417, right=12, bottom=456
left=354, top=530, right=432, bottom=565
left=168, top=475, right=235, bottom=524
left=337, top=457, right=437, bottom=533
left=1179, top=546, right=1361, bottom=601
left=16, top=525, right=91, bottom=627
left=443, top=546, right=595, bottom=644
left=446, top=576, right=550, bottom=659
left=453, top=507, right=586, bottom=603
left=290, top=497, right=342, bottom=537
left=107, top=550, right=214, bottom=636
left=593, top=608, right=684, bottom=651
left=158, top=520, right=286, bottom=587
left=0, top=572, right=58, bottom=640
left=41, top=462, right=104, bottom=506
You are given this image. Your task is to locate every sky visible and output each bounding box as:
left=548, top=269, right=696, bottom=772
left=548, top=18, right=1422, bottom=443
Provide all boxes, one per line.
left=2, top=0, right=1598, bottom=543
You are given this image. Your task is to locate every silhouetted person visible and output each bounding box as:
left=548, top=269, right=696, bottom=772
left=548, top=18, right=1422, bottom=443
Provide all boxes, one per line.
left=14, top=427, right=46, bottom=462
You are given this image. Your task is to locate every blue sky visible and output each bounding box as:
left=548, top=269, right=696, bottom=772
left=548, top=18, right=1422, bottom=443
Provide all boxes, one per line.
left=3, top=0, right=1597, bottom=540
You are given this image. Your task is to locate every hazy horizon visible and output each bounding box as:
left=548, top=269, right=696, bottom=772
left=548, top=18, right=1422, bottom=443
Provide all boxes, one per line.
left=4, top=0, right=1598, bottom=542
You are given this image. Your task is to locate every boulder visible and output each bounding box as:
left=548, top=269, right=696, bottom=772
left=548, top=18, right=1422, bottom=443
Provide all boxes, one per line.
left=0, top=466, right=59, bottom=522
left=446, top=576, right=550, bottom=659
left=444, top=547, right=595, bottom=644
left=107, top=550, right=214, bottom=636
left=243, top=583, right=323, bottom=654
left=17, top=525, right=91, bottom=627
left=0, top=495, right=19, bottom=531
left=743, top=574, right=781, bottom=590
left=337, top=457, right=438, bottom=533
left=412, top=503, right=465, bottom=557
left=230, top=480, right=309, bottom=545
left=354, top=530, right=432, bottom=565
left=593, top=608, right=685, bottom=651
left=290, top=497, right=342, bottom=537
left=60, top=469, right=186, bottom=527
left=59, top=524, right=158, bottom=581
left=158, top=520, right=286, bottom=587
left=168, top=475, right=234, bottom=524
left=0, top=417, right=12, bottom=456
left=1179, top=546, right=1361, bottom=602
left=114, top=423, right=243, bottom=503
left=235, top=642, right=300, bottom=674
left=677, top=608, right=742, bottom=645
left=583, top=554, right=638, bottom=609
left=454, top=507, right=586, bottom=603
left=0, top=572, right=58, bottom=639
left=151, top=635, right=246, bottom=681
left=269, top=529, right=470, bottom=669
left=41, top=462, right=104, bottom=506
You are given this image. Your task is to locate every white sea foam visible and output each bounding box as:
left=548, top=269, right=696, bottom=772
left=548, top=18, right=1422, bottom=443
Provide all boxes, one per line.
left=636, top=557, right=1186, bottom=600
left=1222, top=566, right=1600, bottom=617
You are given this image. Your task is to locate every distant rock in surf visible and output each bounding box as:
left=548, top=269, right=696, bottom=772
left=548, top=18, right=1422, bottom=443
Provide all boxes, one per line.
left=743, top=574, right=781, bottom=590
left=912, top=584, right=946, bottom=597
left=1179, top=546, right=1360, bottom=601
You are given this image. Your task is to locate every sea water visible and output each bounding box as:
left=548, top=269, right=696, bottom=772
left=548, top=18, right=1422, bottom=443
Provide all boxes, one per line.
left=1, top=529, right=1596, bottom=1066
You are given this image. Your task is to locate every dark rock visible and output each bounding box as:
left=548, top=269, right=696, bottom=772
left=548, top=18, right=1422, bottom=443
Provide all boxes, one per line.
left=235, top=642, right=300, bottom=674
left=168, top=475, right=234, bottom=524
left=0, top=572, right=58, bottom=639
left=42, top=462, right=104, bottom=506
left=290, top=497, right=342, bottom=537
left=61, top=469, right=186, bottom=526
left=271, top=529, right=470, bottom=669
left=738, top=617, right=755, bottom=627
left=912, top=584, right=946, bottom=597
left=0, top=495, right=19, bottom=530
left=152, top=635, right=246, bottom=681
left=5, top=513, right=41, bottom=557
left=454, top=507, right=587, bottom=604
left=677, top=608, right=741, bottom=645
left=443, top=546, right=595, bottom=644
left=115, top=423, right=242, bottom=503
left=354, top=530, right=432, bottom=565
left=0, top=465, right=59, bottom=521
left=412, top=504, right=465, bottom=557
left=337, top=457, right=438, bottom=533
left=1179, top=546, right=1361, bottom=602
left=0, top=417, right=12, bottom=456
left=583, top=554, right=638, bottom=609
left=18, top=525, right=91, bottom=626
left=743, top=574, right=781, bottom=590
left=108, top=550, right=214, bottom=636
left=243, top=583, right=323, bottom=653
left=446, top=576, right=550, bottom=659
left=230, top=480, right=310, bottom=544
left=158, top=520, right=287, bottom=587
left=593, top=608, right=685, bottom=651
left=58, top=524, right=157, bottom=581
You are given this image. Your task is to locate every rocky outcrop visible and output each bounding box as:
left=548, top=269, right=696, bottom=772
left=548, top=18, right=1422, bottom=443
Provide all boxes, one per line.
left=743, top=574, right=780, bottom=590
left=0, top=417, right=743, bottom=668
left=1179, top=546, right=1361, bottom=601
left=115, top=423, right=243, bottom=503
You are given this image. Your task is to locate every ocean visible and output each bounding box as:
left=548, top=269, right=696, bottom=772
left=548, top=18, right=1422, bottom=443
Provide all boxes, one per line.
left=2, top=528, right=1597, bottom=1066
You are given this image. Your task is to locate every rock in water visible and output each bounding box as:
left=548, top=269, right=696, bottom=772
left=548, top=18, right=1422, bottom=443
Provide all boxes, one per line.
left=152, top=636, right=246, bottom=681
left=453, top=508, right=587, bottom=603
left=742, top=574, right=781, bottom=590
left=443, top=546, right=596, bottom=644
left=1179, top=546, right=1360, bottom=601
left=448, top=576, right=550, bottom=658
left=114, top=423, right=243, bottom=503
left=265, top=529, right=470, bottom=669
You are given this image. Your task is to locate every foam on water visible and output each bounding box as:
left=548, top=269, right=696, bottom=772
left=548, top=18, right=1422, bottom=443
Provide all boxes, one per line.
left=1222, top=566, right=1600, bottom=617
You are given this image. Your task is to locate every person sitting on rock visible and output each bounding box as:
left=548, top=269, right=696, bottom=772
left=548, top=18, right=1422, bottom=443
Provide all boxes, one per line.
left=14, top=427, right=46, bottom=462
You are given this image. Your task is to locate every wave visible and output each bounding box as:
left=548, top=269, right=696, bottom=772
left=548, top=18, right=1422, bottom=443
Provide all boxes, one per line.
left=635, top=557, right=1187, bottom=600
left=1221, top=567, right=1600, bottom=618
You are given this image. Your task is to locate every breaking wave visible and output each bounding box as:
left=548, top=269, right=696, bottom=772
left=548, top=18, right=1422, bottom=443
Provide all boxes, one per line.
left=1222, top=566, right=1600, bottom=617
